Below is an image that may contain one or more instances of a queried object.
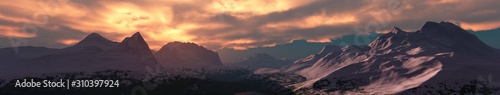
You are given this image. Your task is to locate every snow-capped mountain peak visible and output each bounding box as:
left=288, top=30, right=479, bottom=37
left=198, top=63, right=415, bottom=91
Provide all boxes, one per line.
left=368, top=21, right=497, bottom=56
left=389, top=26, right=406, bottom=34
left=285, top=21, right=500, bottom=94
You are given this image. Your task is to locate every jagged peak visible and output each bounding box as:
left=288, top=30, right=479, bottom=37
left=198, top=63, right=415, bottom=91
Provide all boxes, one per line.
left=131, top=32, right=142, bottom=38
left=390, top=26, right=406, bottom=34
left=371, top=21, right=496, bottom=56
left=120, top=32, right=150, bottom=49
left=122, top=32, right=143, bottom=42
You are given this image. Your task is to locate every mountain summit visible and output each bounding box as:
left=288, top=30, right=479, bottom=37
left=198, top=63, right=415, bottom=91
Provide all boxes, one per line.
left=418, top=21, right=496, bottom=56
left=284, top=21, right=500, bottom=94
left=120, top=32, right=150, bottom=49
left=69, top=33, right=118, bottom=50
left=370, top=21, right=497, bottom=56
left=0, top=32, right=159, bottom=77
left=155, top=42, right=223, bottom=68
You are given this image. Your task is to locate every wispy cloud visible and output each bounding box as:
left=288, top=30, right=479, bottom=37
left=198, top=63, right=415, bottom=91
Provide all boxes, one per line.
left=0, top=0, right=499, bottom=50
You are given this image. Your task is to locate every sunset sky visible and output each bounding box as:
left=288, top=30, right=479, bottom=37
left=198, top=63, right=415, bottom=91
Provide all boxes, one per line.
left=0, top=0, right=499, bottom=51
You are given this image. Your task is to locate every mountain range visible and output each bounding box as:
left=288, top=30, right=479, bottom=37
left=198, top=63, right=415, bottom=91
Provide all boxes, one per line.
left=0, top=32, right=223, bottom=78
left=226, top=53, right=292, bottom=69
left=0, top=21, right=499, bottom=94
left=280, top=21, right=500, bottom=94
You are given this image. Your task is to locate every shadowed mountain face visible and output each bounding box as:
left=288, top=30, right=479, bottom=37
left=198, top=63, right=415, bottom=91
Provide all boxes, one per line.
left=154, top=42, right=223, bottom=68
left=227, top=53, right=292, bottom=69
left=218, top=32, right=381, bottom=64
left=284, top=21, right=500, bottom=94
left=0, top=34, right=295, bottom=95
left=70, top=33, right=118, bottom=50
left=0, top=32, right=159, bottom=77
left=0, top=32, right=227, bottom=78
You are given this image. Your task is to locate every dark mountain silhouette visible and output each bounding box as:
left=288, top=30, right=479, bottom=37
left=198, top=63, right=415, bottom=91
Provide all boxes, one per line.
left=227, top=53, right=292, bottom=69
left=0, top=32, right=159, bottom=78
left=1, top=21, right=499, bottom=94
left=70, top=33, right=118, bottom=50
left=154, top=42, right=223, bottom=68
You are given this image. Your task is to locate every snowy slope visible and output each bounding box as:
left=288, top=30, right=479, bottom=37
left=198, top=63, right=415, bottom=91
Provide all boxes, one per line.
left=287, top=21, right=500, bottom=94
left=282, top=45, right=341, bottom=72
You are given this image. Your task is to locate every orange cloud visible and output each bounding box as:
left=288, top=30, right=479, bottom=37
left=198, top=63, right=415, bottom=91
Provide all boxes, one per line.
left=262, top=13, right=358, bottom=31
left=0, top=25, right=36, bottom=38
left=57, top=39, right=79, bottom=45
left=458, top=21, right=500, bottom=31
left=0, top=0, right=499, bottom=50
left=208, top=0, right=315, bottom=16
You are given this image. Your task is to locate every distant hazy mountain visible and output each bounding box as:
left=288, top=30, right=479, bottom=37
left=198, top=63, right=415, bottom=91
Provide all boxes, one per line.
left=282, top=21, right=500, bottom=94
left=470, top=28, right=500, bottom=48
left=218, top=33, right=380, bottom=64
left=227, top=53, right=292, bottom=69
left=154, top=42, right=223, bottom=68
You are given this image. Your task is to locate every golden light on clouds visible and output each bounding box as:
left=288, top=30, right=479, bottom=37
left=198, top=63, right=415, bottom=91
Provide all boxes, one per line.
left=210, top=0, right=307, bottom=15
left=0, top=0, right=499, bottom=50
left=306, top=38, right=333, bottom=43
left=0, top=14, right=31, bottom=23
left=225, top=39, right=255, bottom=45
left=426, top=0, right=459, bottom=5
left=0, top=25, right=36, bottom=38
left=262, top=14, right=358, bottom=31
left=57, top=39, right=79, bottom=45
left=459, top=21, right=500, bottom=31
